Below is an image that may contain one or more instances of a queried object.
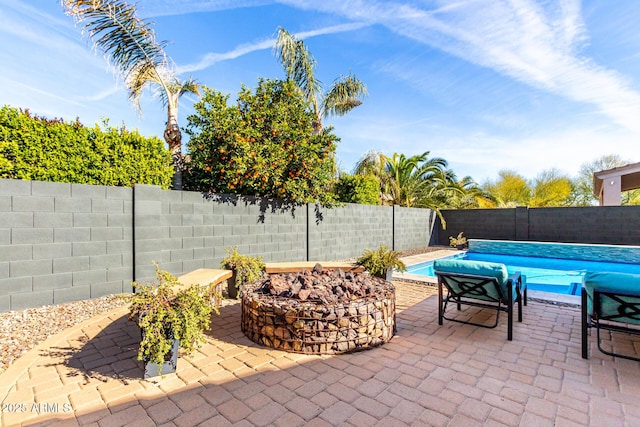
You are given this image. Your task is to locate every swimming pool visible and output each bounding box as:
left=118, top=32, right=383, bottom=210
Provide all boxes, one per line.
left=406, top=252, right=640, bottom=295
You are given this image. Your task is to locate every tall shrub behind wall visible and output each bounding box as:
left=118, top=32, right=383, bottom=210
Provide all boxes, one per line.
left=0, top=105, right=172, bottom=188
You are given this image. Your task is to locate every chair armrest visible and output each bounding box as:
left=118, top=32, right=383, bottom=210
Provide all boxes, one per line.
left=508, top=271, right=523, bottom=294
left=508, top=271, right=521, bottom=285
left=586, top=285, right=640, bottom=325
left=593, top=287, right=640, bottom=299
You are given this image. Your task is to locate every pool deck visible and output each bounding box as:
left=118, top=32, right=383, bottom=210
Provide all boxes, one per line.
left=2, top=277, right=639, bottom=426
left=396, top=249, right=582, bottom=306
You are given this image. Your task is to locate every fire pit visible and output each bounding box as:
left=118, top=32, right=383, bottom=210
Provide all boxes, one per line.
left=241, top=263, right=396, bottom=354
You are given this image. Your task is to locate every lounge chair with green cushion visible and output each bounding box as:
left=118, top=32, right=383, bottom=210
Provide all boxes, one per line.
left=581, top=272, right=640, bottom=361
left=433, top=259, right=526, bottom=341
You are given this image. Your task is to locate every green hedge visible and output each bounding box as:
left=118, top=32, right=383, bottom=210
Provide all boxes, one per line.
left=0, top=106, right=172, bottom=188
left=334, top=174, right=380, bottom=205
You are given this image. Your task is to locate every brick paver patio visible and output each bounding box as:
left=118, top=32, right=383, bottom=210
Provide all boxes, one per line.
left=1, top=281, right=639, bottom=426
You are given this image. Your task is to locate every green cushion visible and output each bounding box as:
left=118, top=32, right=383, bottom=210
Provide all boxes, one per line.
left=433, top=260, right=508, bottom=284
left=433, top=259, right=513, bottom=302
left=583, top=272, right=640, bottom=324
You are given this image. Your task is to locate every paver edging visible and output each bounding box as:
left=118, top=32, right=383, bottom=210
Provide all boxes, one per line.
left=0, top=305, right=129, bottom=403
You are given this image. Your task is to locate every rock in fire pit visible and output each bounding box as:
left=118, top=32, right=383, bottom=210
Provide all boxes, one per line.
left=241, top=263, right=396, bottom=354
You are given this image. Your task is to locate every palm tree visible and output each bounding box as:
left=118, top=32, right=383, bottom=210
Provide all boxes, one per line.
left=353, top=151, right=459, bottom=225
left=440, top=174, right=494, bottom=209
left=274, top=27, right=367, bottom=134
left=62, top=0, right=200, bottom=190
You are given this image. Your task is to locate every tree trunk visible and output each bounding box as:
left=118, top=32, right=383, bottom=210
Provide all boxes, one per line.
left=165, top=101, right=182, bottom=190
left=312, top=120, right=322, bottom=135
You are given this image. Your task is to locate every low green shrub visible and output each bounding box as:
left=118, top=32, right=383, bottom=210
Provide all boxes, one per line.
left=449, top=232, right=467, bottom=248
left=357, top=245, right=406, bottom=279
left=220, top=247, right=266, bottom=289
left=127, top=266, right=216, bottom=373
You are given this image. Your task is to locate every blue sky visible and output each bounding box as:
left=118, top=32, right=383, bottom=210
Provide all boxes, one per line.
left=2, top=1, right=640, bottom=184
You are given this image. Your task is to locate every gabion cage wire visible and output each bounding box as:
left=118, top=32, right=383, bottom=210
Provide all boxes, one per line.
left=241, top=280, right=396, bottom=355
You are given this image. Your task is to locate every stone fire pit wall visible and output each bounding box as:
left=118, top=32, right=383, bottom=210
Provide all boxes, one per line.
left=241, top=268, right=396, bottom=355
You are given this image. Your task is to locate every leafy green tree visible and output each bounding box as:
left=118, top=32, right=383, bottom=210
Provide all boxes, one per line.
left=334, top=174, right=380, bottom=205
left=0, top=106, right=172, bottom=187
left=529, top=169, right=573, bottom=207
left=62, top=0, right=200, bottom=190
left=484, top=169, right=576, bottom=207
left=622, top=189, right=640, bottom=205
left=274, top=27, right=367, bottom=134
left=184, top=79, right=337, bottom=205
left=572, top=154, right=629, bottom=206
left=482, top=170, right=531, bottom=207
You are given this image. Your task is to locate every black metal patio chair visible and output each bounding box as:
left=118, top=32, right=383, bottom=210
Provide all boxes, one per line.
left=434, top=259, right=527, bottom=341
left=582, top=271, right=640, bottom=361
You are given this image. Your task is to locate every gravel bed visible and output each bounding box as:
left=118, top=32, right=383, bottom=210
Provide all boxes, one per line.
left=0, top=246, right=451, bottom=375
left=0, top=295, right=129, bottom=375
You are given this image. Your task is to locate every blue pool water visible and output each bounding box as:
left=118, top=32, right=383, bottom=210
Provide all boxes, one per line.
left=406, top=252, right=640, bottom=295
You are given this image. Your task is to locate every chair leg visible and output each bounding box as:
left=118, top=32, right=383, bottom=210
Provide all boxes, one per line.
left=581, top=287, right=589, bottom=359
left=438, top=280, right=443, bottom=326
left=507, top=283, right=513, bottom=341
left=517, top=285, right=523, bottom=323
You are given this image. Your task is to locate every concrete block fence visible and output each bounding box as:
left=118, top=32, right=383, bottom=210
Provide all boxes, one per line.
left=0, top=179, right=133, bottom=312
left=434, top=206, right=640, bottom=246
left=0, top=180, right=435, bottom=312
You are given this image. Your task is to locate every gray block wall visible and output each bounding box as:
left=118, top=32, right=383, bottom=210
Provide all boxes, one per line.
left=0, top=180, right=436, bottom=312
left=0, top=179, right=133, bottom=311
left=309, top=203, right=393, bottom=261
left=7, top=177, right=640, bottom=312
left=437, top=206, right=640, bottom=246
left=528, top=206, right=640, bottom=244
left=133, top=185, right=307, bottom=284
left=435, top=209, right=517, bottom=245
left=393, top=206, right=436, bottom=251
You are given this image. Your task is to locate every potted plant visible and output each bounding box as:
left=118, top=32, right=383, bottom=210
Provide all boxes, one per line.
left=220, top=247, right=266, bottom=299
left=128, top=265, right=217, bottom=378
left=357, top=245, right=407, bottom=281
left=449, top=232, right=468, bottom=250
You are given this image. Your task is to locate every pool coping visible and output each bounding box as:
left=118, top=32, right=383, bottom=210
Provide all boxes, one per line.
left=396, top=249, right=581, bottom=306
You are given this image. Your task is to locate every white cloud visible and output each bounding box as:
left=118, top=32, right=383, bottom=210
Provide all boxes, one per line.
left=433, top=127, right=640, bottom=182
left=277, top=0, right=640, bottom=134
left=177, top=22, right=369, bottom=73
left=332, top=107, right=639, bottom=182
left=140, top=0, right=273, bottom=17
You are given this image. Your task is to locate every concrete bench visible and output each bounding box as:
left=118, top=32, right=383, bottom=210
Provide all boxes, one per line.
left=176, top=268, right=233, bottom=307
left=265, top=262, right=364, bottom=274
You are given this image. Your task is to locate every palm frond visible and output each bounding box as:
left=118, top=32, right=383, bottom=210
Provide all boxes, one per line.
left=353, top=151, right=385, bottom=176
left=156, top=76, right=202, bottom=107
left=273, top=27, right=321, bottom=115
left=177, top=77, right=201, bottom=98
left=62, top=1, right=169, bottom=90
left=127, top=62, right=164, bottom=110
left=322, top=72, right=368, bottom=117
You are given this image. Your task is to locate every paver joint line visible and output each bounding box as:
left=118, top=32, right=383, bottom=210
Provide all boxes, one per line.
left=0, top=281, right=639, bottom=426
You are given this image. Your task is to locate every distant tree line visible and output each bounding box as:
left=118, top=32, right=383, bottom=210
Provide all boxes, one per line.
left=480, top=155, right=639, bottom=207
